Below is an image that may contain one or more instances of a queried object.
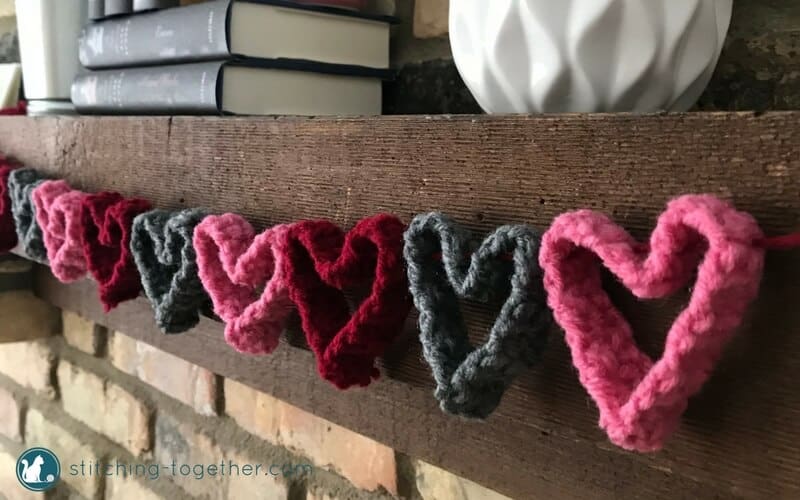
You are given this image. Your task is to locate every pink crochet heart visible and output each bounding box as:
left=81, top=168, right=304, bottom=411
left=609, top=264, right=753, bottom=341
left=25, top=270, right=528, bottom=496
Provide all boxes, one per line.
left=32, top=180, right=89, bottom=283
left=540, top=194, right=765, bottom=452
left=193, top=214, right=294, bottom=354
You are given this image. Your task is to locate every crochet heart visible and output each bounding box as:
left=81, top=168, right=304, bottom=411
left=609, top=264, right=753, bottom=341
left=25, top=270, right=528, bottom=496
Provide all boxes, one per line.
left=539, top=194, right=765, bottom=452
left=0, top=162, right=17, bottom=253
left=81, top=192, right=152, bottom=312
left=8, top=168, right=48, bottom=262
left=404, top=213, right=550, bottom=419
left=131, top=208, right=212, bottom=334
left=193, top=214, right=295, bottom=352
left=283, top=214, right=411, bottom=389
left=32, top=180, right=89, bottom=282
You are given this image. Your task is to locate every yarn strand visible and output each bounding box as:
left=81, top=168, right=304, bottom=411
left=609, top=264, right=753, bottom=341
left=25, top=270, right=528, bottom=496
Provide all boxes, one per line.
left=755, top=232, right=800, bottom=250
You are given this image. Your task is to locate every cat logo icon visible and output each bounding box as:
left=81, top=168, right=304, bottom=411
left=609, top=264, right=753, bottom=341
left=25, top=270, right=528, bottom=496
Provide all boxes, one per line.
left=16, top=447, right=60, bottom=492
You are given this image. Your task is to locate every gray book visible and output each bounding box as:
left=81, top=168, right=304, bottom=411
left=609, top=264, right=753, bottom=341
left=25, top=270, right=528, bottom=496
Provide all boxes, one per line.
left=78, top=0, right=392, bottom=70
left=70, top=60, right=386, bottom=115
left=88, top=0, right=105, bottom=20
left=104, top=0, right=133, bottom=16
left=133, top=0, right=179, bottom=12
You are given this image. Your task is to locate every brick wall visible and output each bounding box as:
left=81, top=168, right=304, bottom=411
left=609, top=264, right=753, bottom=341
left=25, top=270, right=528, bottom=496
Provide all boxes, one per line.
left=0, top=308, right=511, bottom=500
left=0, top=0, right=17, bottom=64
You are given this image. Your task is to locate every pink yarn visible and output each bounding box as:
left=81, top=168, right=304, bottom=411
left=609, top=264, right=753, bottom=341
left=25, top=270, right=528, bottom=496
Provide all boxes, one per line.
left=539, top=194, right=765, bottom=452
left=193, top=214, right=294, bottom=354
left=32, top=180, right=89, bottom=283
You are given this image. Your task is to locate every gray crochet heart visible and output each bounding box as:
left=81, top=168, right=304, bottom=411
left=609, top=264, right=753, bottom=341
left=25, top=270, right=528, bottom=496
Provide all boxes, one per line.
left=404, top=213, right=551, bottom=419
left=8, top=168, right=47, bottom=262
left=131, top=208, right=211, bottom=334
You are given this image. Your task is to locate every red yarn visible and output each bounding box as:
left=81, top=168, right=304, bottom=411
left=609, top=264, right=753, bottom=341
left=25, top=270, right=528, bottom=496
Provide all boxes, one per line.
left=0, top=101, right=26, bottom=115
left=756, top=233, right=800, bottom=250
left=283, top=214, right=411, bottom=389
left=0, top=162, right=17, bottom=253
left=81, top=192, right=152, bottom=311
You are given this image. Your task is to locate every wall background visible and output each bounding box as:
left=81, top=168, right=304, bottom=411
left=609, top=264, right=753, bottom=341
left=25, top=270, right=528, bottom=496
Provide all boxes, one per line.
left=0, top=1, right=797, bottom=112
left=0, top=0, right=17, bottom=65
left=387, top=0, right=800, bottom=113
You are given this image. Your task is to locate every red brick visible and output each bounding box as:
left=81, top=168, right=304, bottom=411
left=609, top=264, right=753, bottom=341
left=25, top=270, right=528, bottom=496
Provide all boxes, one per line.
left=62, top=310, right=105, bottom=355
left=0, top=448, right=33, bottom=500
left=25, top=408, right=104, bottom=499
left=108, top=332, right=218, bottom=415
left=225, top=448, right=290, bottom=500
left=414, top=0, right=449, bottom=38
left=0, top=340, right=55, bottom=397
left=223, top=379, right=279, bottom=440
left=154, top=412, right=226, bottom=499
left=57, top=360, right=150, bottom=455
left=415, top=461, right=512, bottom=500
left=224, top=378, right=397, bottom=494
left=306, top=488, right=334, bottom=500
left=106, top=472, right=162, bottom=500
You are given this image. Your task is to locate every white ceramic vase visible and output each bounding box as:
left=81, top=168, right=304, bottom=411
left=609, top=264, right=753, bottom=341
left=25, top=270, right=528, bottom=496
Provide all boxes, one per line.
left=15, top=0, right=87, bottom=101
left=449, top=0, right=733, bottom=113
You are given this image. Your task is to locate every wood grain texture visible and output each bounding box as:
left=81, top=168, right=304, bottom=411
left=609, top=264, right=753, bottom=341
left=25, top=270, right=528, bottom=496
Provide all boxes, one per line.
left=1, top=114, right=799, bottom=499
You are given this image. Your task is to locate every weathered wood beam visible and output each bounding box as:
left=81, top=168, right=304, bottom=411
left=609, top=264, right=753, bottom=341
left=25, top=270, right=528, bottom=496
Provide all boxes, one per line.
left=0, top=114, right=798, bottom=499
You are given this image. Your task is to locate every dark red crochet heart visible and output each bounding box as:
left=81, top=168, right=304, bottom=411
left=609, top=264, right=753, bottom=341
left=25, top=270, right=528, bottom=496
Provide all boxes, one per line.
left=81, top=192, right=152, bottom=311
left=0, top=161, right=18, bottom=253
left=283, top=214, right=411, bottom=389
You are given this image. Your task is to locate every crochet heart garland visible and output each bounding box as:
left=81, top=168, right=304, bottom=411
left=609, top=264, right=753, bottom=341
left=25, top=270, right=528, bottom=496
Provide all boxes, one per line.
left=539, top=194, right=765, bottom=452
left=283, top=214, right=411, bottom=389
left=5, top=158, right=800, bottom=460
left=81, top=191, right=152, bottom=311
left=131, top=208, right=212, bottom=334
left=193, top=214, right=294, bottom=352
left=0, top=162, right=17, bottom=253
left=8, top=168, right=48, bottom=262
left=31, top=180, right=89, bottom=283
left=404, top=213, right=551, bottom=419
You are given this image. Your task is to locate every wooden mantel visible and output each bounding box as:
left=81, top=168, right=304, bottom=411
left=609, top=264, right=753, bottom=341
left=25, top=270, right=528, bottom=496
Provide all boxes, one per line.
left=1, top=113, right=799, bottom=499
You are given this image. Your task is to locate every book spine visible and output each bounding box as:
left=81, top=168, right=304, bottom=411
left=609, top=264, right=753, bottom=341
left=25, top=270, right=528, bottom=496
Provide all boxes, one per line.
left=71, top=61, right=223, bottom=114
left=104, top=0, right=133, bottom=16
left=88, top=0, right=105, bottom=20
left=132, top=0, right=179, bottom=12
left=78, top=0, right=231, bottom=69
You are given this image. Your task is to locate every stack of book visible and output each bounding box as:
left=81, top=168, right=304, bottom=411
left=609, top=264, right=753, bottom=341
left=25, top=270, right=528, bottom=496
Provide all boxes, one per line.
left=89, top=0, right=180, bottom=20
left=72, top=0, right=394, bottom=115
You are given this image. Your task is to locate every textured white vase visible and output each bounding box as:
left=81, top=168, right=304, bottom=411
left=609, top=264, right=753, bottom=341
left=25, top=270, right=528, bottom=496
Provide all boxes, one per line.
left=449, top=0, right=733, bottom=113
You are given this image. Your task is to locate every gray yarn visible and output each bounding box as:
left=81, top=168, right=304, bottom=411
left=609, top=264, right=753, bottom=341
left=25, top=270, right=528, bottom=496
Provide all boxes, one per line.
left=403, top=213, right=551, bottom=419
left=130, top=208, right=211, bottom=334
left=8, top=168, right=47, bottom=262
